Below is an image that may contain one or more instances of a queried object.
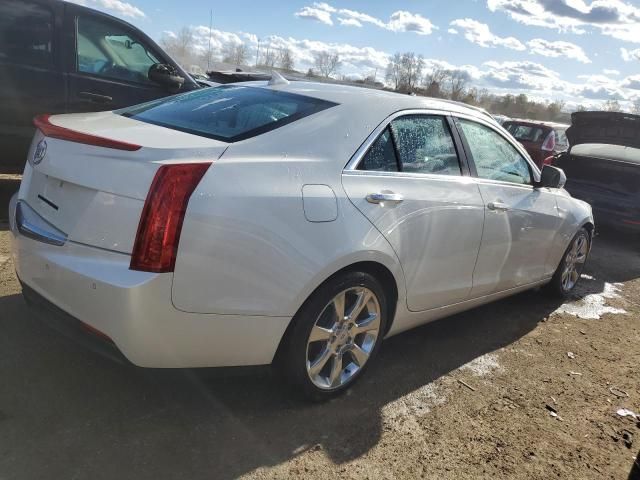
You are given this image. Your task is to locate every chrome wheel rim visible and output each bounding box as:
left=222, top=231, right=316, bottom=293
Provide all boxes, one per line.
left=561, top=234, right=588, bottom=292
left=306, top=287, right=381, bottom=390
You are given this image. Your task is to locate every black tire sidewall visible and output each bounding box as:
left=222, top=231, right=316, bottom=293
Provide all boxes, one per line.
left=280, top=270, right=388, bottom=401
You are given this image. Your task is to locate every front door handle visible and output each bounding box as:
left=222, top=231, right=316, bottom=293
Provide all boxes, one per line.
left=79, top=92, right=113, bottom=104
left=366, top=192, right=404, bottom=205
left=487, top=201, right=509, bottom=212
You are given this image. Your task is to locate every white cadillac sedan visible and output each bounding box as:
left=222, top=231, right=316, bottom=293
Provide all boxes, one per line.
left=9, top=79, right=593, bottom=400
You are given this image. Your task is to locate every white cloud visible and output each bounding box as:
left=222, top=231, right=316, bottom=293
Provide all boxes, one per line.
left=296, top=4, right=435, bottom=35
left=603, top=69, right=620, bottom=75
left=621, top=47, right=640, bottom=62
left=338, top=17, right=363, bottom=27
left=527, top=38, right=591, bottom=63
left=295, top=4, right=334, bottom=26
left=448, top=28, right=459, bottom=34
left=66, top=0, right=145, bottom=18
left=450, top=18, right=525, bottom=50
left=488, top=0, right=640, bottom=43
left=387, top=11, right=436, bottom=35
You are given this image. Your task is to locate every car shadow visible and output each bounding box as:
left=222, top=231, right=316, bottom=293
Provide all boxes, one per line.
left=1, top=235, right=638, bottom=479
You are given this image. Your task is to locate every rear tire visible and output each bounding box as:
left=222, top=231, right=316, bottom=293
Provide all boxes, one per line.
left=547, top=227, right=590, bottom=297
left=277, top=271, right=388, bottom=401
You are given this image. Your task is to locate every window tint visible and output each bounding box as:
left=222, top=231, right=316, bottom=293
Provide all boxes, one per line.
left=358, top=127, right=399, bottom=172
left=504, top=123, right=545, bottom=143
left=458, top=119, right=532, bottom=185
left=555, top=129, right=569, bottom=150
left=119, top=86, right=337, bottom=142
left=77, top=15, right=160, bottom=84
left=391, top=116, right=460, bottom=176
left=0, top=0, right=53, bottom=66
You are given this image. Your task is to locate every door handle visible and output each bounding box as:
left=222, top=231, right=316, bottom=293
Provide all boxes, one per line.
left=79, top=92, right=113, bottom=103
left=487, top=201, right=509, bottom=212
left=366, top=192, right=404, bottom=204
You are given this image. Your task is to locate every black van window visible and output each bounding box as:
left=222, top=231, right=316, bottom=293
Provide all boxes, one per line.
left=0, top=0, right=54, bottom=66
left=119, top=86, right=338, bottom=142
left=77, top=15, right=160, bottom=85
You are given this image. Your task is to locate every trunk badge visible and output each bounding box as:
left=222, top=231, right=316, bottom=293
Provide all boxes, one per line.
left=32, top=139, right=47, bottom=166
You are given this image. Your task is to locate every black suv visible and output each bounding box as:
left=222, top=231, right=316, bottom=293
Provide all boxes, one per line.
left=0, top=0, right=199, bottom=173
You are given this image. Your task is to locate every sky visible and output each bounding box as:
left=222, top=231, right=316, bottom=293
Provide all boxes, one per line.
left=70, top=0, right=640, bottom=110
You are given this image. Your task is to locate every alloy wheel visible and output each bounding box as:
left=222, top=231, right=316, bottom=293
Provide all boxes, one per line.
left=561, top=233, right=588, bottom=292
left=305, top=287, right=381, bottom=390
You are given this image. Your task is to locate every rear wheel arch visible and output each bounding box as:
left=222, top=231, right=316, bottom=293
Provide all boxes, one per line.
left=274, top=261, right=399, bottom=362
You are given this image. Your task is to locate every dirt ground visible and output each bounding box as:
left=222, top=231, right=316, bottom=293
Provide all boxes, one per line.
left=1, top=178, right=639, bottom=479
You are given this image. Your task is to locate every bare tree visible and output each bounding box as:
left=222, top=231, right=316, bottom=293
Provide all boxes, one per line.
left=398, top=53, right=424, bottom=92
left=314, top=52, right=341, bottom=78
left=602, top=99, right=622, bottom=112
left=385, top=53, right=402, bottom=91
left=447, top=70, right=468, bottom=101
left=260, top=46, right=278, bottom=69
left=278, top=48, right=295, bottom=71
left=161, top=27, right=195, bottom=67
left=632, top=97, right=640, bottom=115
left=423, top=67, right=447, bottom=98
left=223, top=43, right=249, bottom=66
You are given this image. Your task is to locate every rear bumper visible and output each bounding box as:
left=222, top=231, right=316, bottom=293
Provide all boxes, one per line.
left=9, top=194, right=291, bottom=368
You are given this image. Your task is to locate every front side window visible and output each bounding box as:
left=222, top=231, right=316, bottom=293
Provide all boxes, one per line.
left=390, top=116, right=461, bottom=176
left=504, top=123, right=545, bottom=143
left=120, top=86, right=337, bottom=142
left=77, top=15, right=160, bottom=84
left=458, top=118, right=532, bottom=185
left=0, top=0, right=53, bottom=66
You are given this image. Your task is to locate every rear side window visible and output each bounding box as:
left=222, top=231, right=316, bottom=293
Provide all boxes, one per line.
left=358, top=127, right=399, bottom=172
left=505, top=123, right=546, bottom=143
left=0, top=0, right=54, bottom=66
left=120, top=86, right=337, bottom=142
left=391, top=116, right=460, bottom=176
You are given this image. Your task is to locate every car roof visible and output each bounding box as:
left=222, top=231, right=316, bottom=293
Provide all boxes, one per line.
left=239, top=80, right=498, bottom=124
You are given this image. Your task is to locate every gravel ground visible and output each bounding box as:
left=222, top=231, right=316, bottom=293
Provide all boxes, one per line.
left=1, top=180, right=639, bottom=479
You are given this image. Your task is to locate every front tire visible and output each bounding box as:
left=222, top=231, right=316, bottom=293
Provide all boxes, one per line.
left=278, top=271, right=388, bottom=401
left=547, top=227, right=590, bottom=297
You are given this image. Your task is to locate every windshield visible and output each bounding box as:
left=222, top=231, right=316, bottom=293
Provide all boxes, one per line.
left=119, top=85, right=337, bottom=142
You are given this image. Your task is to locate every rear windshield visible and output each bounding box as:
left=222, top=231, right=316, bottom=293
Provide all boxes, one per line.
left=119, top=85, right=337, bottom=142
left=504, top=123, right=547, bottom=143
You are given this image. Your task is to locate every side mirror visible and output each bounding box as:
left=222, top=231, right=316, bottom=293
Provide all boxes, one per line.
left=148, top=63, right=184, bottom=92
left=536, top=165, right=566, bottom=189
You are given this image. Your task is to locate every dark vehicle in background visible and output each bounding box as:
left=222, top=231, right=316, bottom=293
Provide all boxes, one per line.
left=551, top=111, right=640, bottom=232
left=503, top=119, right=569, bottom=169
left=0, top=0, right=199, bottom=173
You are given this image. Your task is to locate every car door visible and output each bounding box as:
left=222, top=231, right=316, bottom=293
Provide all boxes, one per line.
left=342, top=112, right=485, bottom=311
left=454, top=116, right=561, bottom=297
left=0, top=0, right=65, bottom=172
left=63, top=4, right=184, bottom=112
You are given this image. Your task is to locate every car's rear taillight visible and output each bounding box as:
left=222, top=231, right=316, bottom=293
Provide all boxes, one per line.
left=543, top=155, right=555, bottom=166
left=541, top=131, right=556, bottom=152
left=130, top=163, right=211, bottom=273
left=33, top=114, right=141, bottom=151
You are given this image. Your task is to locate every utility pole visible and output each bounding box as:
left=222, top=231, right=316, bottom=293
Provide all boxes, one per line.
left=206, top=9, right=213, bottom=72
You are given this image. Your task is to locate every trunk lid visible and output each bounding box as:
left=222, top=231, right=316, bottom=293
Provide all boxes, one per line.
left=567, top=111, right=640, bottom=150
left=20, top=112, right=227, bottom=254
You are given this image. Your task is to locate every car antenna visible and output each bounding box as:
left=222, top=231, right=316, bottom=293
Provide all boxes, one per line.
left=268, top=71, right=290, bottom=86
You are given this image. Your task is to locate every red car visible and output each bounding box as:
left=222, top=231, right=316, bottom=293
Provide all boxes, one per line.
left=503, top=120, right=569, bottom=169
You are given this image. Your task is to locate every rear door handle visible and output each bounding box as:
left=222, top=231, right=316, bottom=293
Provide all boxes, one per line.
left=487, top=201, right=509, bottom=212
left=366, top=192, right=404, bottom=204
left=79, top=92, right=113, bottom=104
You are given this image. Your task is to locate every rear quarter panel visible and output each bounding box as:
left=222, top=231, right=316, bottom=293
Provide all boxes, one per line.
left=171, top=104, right=407, bottom=317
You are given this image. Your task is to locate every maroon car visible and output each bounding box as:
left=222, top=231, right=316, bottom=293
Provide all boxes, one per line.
left=503, top=120, right=569, bottom=168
